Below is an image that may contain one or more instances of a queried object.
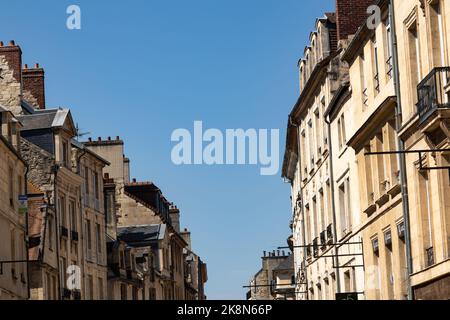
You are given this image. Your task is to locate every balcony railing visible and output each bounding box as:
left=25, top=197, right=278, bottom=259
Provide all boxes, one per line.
left=60, top=226, right=69, bottom=238
left=71, top=231, right=79, bottom=242
left=326, top=224, right=333, bottom=242
left=320, top=231, right=327, bottom=248
left=417, top=67, right=450, bottom=124
left=313, top=238, right=319, bottom=257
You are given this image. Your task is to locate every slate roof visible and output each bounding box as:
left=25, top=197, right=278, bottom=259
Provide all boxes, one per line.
left=117, top=224, right=166, bottom=247
left=17, top=108, right=71, bottom=131
left=273, top=254, right=294, bottom=271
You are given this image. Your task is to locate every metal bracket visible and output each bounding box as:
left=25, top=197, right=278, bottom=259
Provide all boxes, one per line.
left=365, top=149, right=450, bottom=171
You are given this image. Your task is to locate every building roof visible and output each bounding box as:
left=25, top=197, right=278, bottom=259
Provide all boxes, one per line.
left=17, top=108, right=74, bottom=131
left=71, top=139, right=111, bottom=165
left=273, top=254, right=294, bottom=271
left=117, top=224, right=166, bottom=247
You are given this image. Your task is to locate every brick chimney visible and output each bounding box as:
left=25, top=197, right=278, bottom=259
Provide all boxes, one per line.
left=22, top=63, right=46, bottom=109
left=0, top=40, right=22, bottom=83
left=336, top=0, right=376, bottom=41
left=169, top=205, right=181, bottom=233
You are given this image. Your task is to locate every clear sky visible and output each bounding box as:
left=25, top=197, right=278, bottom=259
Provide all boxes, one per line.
left=2, top=0, right=334, bottom=299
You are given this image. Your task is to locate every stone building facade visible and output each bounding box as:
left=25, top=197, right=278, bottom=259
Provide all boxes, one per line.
left=0, top=107, right=28, bottom=300
left=247, top=251, right=295, bottom=300
left=393, top=0, right=450, bottom=300
left=282, top=0, right=450, bottom=300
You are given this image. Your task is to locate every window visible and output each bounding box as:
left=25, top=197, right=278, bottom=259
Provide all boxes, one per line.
left=360, top=53, right=368, bottom=107
left=321, top=97, right=328, bottom=147
left=96, top=223, right=102, bottom=254
left=86, top=220, right=92, bottom=250
left=10, top=229, right=16, bottom=270
left=384, top=230, right=394, bottom=299
left=98, top=277, right=104, bottom=300
left=372, top=37, right=380, bottom=94
left=430, top=1, right=446, bottom=68
left=301, top=130, right=307, bottom=174
left=385, top=18, right=393, bottom=79
left=60, top=257, right=67, bottom=288
left=59, top=196, right=66, bottom=228
left=319, top=189, right=325, bottom=232
left=338, top=178, right=351, bottom=236
left=88, top=275, right=94, bottom=300
left=314, top=108, right=321, bottom=156
left=84, top=166, right=89, bottom=195
left=407, top=22, right=422, bottom=103
left=69, top=201, right=76, bottom=232
left=48, top=216, right=54, bottom=250
left=62, top=141, right=69, bottom=168
left=120, top=284, right=127, bottom=300
left=312, top=196, right=318, bottom=241
left=9, top=166, right=14, bottom=208
left=418, top=171, right=434, bottom=266
left=308, top=120, right=315, bottom=167
left=338, top=114, right=346, bottom=150
left=94, top=172, right=99, bottom=200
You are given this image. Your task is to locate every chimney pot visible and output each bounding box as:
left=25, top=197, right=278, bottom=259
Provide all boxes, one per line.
left=9, top=40, right=15, bottom=46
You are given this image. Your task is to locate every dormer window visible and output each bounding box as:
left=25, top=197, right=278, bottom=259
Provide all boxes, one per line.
left=62, top=140, right=69, bottom=168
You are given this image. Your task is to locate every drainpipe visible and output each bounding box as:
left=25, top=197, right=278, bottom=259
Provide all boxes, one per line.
left=52, top=163, right=62, bottom=300
left=289, top=116, right=309, bottom=300
left=389, top=0, right=414, bottom=300
left=324, top=115, right=341, bottom=297
left=24, top=164, right=30, bottom=300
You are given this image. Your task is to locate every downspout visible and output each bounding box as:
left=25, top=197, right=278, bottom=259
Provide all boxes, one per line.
left=389, top=0, right=414, bottom=300
left=52, top=163, right=62, bottom=300
left=76, top=147, right=87, bottom=300
left=289, top=116, right=309, bottom=300
left=324, top=115, right=341, bottom=296
left=24, top=164, right=30, bottom=300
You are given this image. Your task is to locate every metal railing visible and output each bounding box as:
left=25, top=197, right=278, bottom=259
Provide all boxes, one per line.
left=417, top=67, right=450, bottom=123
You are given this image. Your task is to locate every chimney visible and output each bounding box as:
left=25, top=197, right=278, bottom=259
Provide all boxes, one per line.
left=336, top=0, right=376, bottom=41
left=180, top=228, right=191, bottom=250
left=169, top=205, right=181, bottom=233
left=0, top=40, right=22, bottom=83
left=22, top=63, right=46, bottom=109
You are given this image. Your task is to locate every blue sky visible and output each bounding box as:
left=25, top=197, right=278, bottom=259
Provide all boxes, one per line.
left=2, top=0, right=334, bottom=299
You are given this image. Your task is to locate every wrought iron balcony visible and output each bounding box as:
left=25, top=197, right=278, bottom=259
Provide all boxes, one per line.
left=306, top=245, right=311, bottom=258
left=417, top=67, right=450, bottom=124
left=320, top=231, right=327, bottom=247
left=326, top=224, right=333, bottom=242
left=60, top=226, right=69, bottom=238
left=313, top=238, right=319, bottom=257
left=62, top=288, right=72, bottom=299
left=71, top=231, right=79, bottom=242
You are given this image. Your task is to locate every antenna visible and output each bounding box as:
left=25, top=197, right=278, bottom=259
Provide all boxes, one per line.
left=75, top=123, right=91, bottom=140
